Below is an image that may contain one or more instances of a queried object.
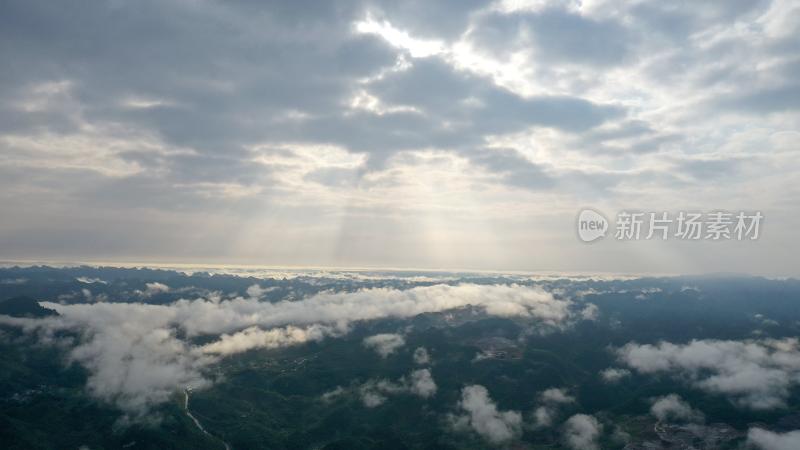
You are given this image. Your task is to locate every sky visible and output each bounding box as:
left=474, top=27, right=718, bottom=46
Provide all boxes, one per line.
left=0, top=0, right=798, bottom=275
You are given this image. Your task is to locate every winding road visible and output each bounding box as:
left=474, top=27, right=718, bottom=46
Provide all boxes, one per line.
left=184, top=388, right=231, bottom=450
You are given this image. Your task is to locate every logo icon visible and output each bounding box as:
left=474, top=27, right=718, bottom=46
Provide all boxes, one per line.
left=577, top=209, right=608, bottom=242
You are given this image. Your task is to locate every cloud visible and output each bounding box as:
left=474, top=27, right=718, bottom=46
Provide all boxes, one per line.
left=358, top=368, right=437, bottom=407
left=0, top=1, right=799, bottom=275
left=408, top=368, right=437, bottom=397
left=0, top=302, right=213, bottom=420
left=413, top=346, right=431, bottom=365
left=599, top=368, right=630, bottom=383
left=363, top=333, right=406, bottom=358
left=540, top=387, right=575, bottom=404
left=465, top=147, right=554, bottom=191
left=579, top=303, right=599, bottom=321
left=562, top=414, right=602, bottom=450
left=533, top=406, right=555, bottom=428
left=361, top=390, right=387, bottom=408
left=201, top=324, right=344, bottom=355
left=617, top=338, right=800, bottom=409
left=144, top=282, right=169, bottom=296
left=748, top=428, right=800, bottom=450
left=455, top=384, right=522, bottom=443
left=363, top=0, right=489, bottom=40
left=76, top=276, right=106, bottom=284
left=532, top=387, right=575, bottom=428
left=1, top=282, right=570, bottom=419
left=166, top=283, right=577, bottom=337
left=320, top=386, right=346, bottom=403
left=245, top=284, right=272, bottom=299
left=650, top=394, right=704, bottom=423
left=470, top=7, right=632, bottom=67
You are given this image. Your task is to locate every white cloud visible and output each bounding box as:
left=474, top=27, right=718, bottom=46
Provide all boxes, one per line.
left=533, top=387, right=575, bottom=428
left=408, top=368, right=437, bottom=398
left=533, top=406, right=555, bottom=428
left=747, top=428, right=800, bottom=450
left=617, top=338, right=800, bottom=409
left=562, top=414, right=602, bottom=450
left=540, top=387, right=575, bottom=404
left=455, top=384, right=522, bottom=443
left=76, top=277, right=106, bottom=284
left=355, top=16, right=445, bottom=58
left=358, top=368, right=438, bottom=407
left=320, top=386, right=346, bottom=403
left=650, top=394, right=704, bottom=423
left=146, top=282, right=169, bottom=294
left=245, top=284, right=272, bottom=298
left=201, top=324, right=344, bottom=355
left=135, top=282, right=170, bottom=298
left=363, top=333, right=406, bottom=358
left=0, top=283, right=576, bottom=419
left=413, top=346, right=431, bottom=365
left=361, top=390, right=387, bottom=408
left=600, top=367, right=630, bottom=383
left=0, top=302, right=213, bottom=420
left=168, top=283, right=575, bottom=337
left=580, top=303, right=599, bottom=320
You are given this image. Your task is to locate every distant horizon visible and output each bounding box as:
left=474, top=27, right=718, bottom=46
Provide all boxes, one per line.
left=1, top=258, right=794, bottom=281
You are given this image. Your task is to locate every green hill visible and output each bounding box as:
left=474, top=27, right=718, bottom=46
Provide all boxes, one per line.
left=0, top=296, right=58, bottom=318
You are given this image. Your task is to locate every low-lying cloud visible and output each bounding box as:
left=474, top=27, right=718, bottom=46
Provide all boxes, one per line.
left=600, top=367, right=631, bottom=383
left=0, top=302, right=213, bottom=419
left=363, top=333, right=406, bottom=358
left=562, top=414, right=602, bottom=450
left=201, top=324, right=345, bottom=355
left=0, top=283, right=582, bottom=419
left=617, top=338, right=800, bottom=410
left=650, top=394, right=704, bottom=423
left=453, top=384, right=522, bottom=444
left=358, top=368, right=438, bottom=407
left=748, top=428, right=800, bottom=450
left=413, top=346, right=431, bottom=365
left=533, top=387, right=576, bottom=428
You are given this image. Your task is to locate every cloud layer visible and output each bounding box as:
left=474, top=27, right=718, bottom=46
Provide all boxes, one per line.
left=358, top=368, right=437, bottom=407
left=1, top=283, right=583, bottom=418
left=562, top=414, right=602, bottom=450
left=748, top=428, right=800, bottom=450
left=617, top=338, right=800, bottom=409
left=453, top=384, right=522, bottom=443
left=363, top=333, right=406, bottom=358
left=650, top=394, right=704, bottom=423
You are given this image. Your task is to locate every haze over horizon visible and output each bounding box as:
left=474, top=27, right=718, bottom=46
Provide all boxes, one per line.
left=0, top=258, right=783, bottom=280
left=1, top=0, right=799, bottom=275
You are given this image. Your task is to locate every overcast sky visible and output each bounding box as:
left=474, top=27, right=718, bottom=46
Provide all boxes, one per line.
left=1, top=0, right=798, bottom=275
